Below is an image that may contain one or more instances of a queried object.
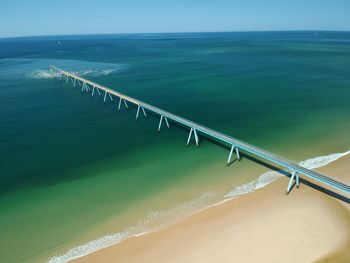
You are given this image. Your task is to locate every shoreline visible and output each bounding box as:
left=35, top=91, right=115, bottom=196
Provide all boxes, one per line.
left=55, top=152, right=350, bottom=262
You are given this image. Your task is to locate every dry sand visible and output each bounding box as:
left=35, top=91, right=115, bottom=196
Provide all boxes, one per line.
left=74, top=156, right=350, bottom=263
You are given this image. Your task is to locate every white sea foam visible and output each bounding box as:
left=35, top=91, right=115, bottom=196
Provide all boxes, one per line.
left=0, top=58, right=125, bottom=80
left=25, top=70, right=55, bottom=79
left=48, top=150, right=349, bottom=262
left=225, top=150, right=350, bottom=198
left=47, top=192, right=217, bottom=263
left=71, top=68, right=119, bottom=77
left=25, top=68, right=118, bottom=80
left=299, top=150, right=350, bottom=169
left=224, top=170, right=282, bottom=198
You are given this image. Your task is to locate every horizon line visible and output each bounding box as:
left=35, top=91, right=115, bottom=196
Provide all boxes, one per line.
left=1, top=29, right=350, bottom=41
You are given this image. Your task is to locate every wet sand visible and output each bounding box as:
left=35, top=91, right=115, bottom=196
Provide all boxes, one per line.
left=74, top=156, right=350, bottom=263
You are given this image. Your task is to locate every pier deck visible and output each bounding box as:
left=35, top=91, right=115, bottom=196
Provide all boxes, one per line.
left=50, top=66, right=350, bottom=197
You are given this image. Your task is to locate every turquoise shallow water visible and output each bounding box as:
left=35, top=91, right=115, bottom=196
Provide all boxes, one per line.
left=0, top=32, right=350, bottom=262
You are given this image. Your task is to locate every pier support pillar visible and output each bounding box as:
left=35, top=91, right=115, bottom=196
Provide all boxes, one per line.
left=286, top=171, right=299, bottom=194
left=118, top=97, right=128, bottom=111
left=91, top=86, right=101, bottom=97
left=136, top=105, right=147, bottom=120
left=73, top=78, right=76, bottom=87
left=108, top=93, right=114, bottom=102
left=81, top=82, right=87, bottom=92
left=158, top=115, right=169, bottom=131
left=236, top=147, right=240, bottom=160
left=96, top=87, right=101, bottom=96
left=81, top=83, right=84, bottom=92
left=103, top=91, right=107, bottom=103
left=187, top=128, right=199, bottom=146
left=65, top=75, right=69, bottom=84
left=227, top=145, right=240, bottom=163
left=118, top=97, right=122, bottom=110
left=296, top=172, right=300, bottom=188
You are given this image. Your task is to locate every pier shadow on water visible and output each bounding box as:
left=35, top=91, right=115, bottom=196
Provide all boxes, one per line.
left=118, top=102, right=350, bottom=204
left=241, top=154, right=350, bottom=204
left=65, top=81, right=350, bottom=205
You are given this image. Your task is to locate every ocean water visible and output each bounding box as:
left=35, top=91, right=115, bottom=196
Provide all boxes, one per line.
left=0, top=32, right=350, bottom=263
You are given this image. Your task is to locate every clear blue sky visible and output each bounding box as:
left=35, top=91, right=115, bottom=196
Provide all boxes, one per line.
left=1, top=0, right=350, bottom=38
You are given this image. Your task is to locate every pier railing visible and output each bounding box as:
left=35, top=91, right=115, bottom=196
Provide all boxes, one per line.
left=50, top=66, right=350, bottom=196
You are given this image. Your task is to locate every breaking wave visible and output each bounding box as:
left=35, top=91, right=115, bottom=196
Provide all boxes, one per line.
left=25, top=70, right=54, bottom=79
left=25, top=68, right=118, bottom=80
left=47, top=192, right=217, bottom=263
left=72, top=68, right=119, bottom=77
left=0, top=58, right=123, bottom=80
left=225, top=150, right=350, bottom=198
left=48, top=150, right=349, bottom=262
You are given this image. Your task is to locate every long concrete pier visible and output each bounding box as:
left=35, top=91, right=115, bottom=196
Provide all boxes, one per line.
left=50, top=66, right=350, bottom=196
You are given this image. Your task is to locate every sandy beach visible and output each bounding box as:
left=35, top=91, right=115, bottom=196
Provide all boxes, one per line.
left=74, top=155, right=350, bottom=263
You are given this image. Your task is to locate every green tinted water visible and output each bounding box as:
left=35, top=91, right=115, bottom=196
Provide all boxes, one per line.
left=0, top=32, right=349, bottom=262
